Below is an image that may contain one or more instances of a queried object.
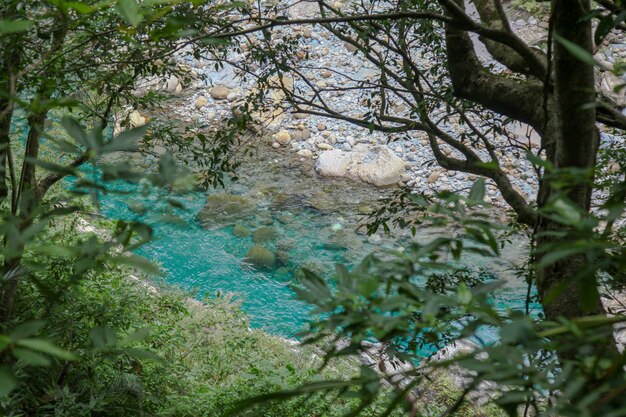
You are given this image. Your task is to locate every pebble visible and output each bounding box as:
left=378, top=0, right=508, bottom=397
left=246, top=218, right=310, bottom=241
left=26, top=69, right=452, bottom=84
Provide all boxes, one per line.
left=195, top=96, right=208, bottom=109
left=317, top=143, right=333, bottom=150
left=275, top=130, right=292, bottom=145
left=210, top=85, right=229, bottom=100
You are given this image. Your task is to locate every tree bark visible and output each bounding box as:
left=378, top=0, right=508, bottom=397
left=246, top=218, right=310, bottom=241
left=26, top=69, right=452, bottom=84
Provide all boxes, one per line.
left=534, top=0, right=603, bottom=321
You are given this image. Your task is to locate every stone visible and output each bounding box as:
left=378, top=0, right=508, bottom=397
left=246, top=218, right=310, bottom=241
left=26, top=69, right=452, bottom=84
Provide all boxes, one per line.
left=232, top=223, right=250, bottom=238
left=317, top=143, right=333, bottom=150
left=276, top=250, right=290, bottom=265
left=272, top=142, right=281, bottom=149
left=275, top=267, right=291, bottom=279
left=322, top=242, right=348, bottom=251
left=210, top=85, right=229, bottom=100
left=315, top=145, right=405, bottom=187
left=321, top=70, right=332, bottom=78
left=252, top=226, right=278, bottom=243
left=315, top=150, right=352, bottom=177
left=227, top=91, right=239, bottom=102
left=317, top=123, right=327, bottom=131
left=428, top=172, right=440, bottom=183
left=297, top=149, right=313, bottom=157
left=600, top=72, right=626, bottom=106
left=303, top=27, right=313, bottom=38
left=197, top=193, right=255, bottom=227
left=275, top=130, right=292, bottom=145
left=609, top=162, right=621, bottom=173
left=353, top=146, right=405, bottom=187
left=291, top=128, right=311, bottom=141
left=344, top=41, right=358, bottom=52
left=244, top=245, right=276, bottom=271
left=129, top=110, right=146, bottom=127
left=195, top=96, right=208, bottom=109
left=163, top=75, right=179, bottom=93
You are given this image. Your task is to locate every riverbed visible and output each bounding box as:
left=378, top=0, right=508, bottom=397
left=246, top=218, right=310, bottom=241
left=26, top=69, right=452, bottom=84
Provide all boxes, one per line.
left=97, top=144, right=539, bottom=342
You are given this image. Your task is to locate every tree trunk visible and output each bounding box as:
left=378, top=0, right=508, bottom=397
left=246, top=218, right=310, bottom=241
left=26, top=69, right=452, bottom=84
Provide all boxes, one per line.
left=535, top=0, right=602, bottom=321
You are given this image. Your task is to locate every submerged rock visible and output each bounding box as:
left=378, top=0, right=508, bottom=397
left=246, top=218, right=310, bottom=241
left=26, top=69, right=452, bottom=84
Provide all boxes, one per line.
left=244, top=244, right=277, bottom=271
left=232, top=223, right=251, bottom=238
left=275, top=250, right=290, bottom=265
left=252, top=226, right=278, bottom=243
left=197, top=193, right=255, bottom=227
left=322, top=242, right=348, bottom=251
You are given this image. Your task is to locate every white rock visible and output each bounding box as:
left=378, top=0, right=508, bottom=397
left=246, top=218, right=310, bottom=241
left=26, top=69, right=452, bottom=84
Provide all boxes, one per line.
left=129, top=110, right=146, bottom=127
left=210, top=85, right=229, bottom=100
left=297, top=149, right=313, bottom=157
left=275, top=130, right=292, bottom=145
left=163, top=75, right=179, bottom=93
left=195, top=96, right=208, bottom=109
left=354, top=146, right=405, bottom=187
left=315, top=145, right=405, bottom=187
left=315, top=149, right=352, bottom=176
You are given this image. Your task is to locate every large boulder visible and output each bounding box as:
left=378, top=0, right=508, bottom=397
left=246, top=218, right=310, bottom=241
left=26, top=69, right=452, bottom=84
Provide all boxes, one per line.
left=315, top=145, right=405, bottom=187
left=354, top=145, right=406, bottom=187
left=244, top=245, right=276, bottom=271
left=315, top=149, right=352, bottom=177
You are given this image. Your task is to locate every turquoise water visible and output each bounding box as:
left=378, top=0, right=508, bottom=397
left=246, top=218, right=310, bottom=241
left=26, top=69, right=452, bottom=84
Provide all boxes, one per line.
left=94, top=150, right=540, bottom=343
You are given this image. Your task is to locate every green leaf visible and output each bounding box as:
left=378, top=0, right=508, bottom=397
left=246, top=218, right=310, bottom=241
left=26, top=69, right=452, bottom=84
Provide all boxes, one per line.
left=116, top=0, right=143, bottom=26
left=110, top=254, right=162, bottom=275
left=120, top=327, right=152, bottom=346
left=13, top=348, right=51, bottom=366
left=537, top=246, right=584, bottom=268
left=0, top=19, right=33, bottom=34
left=0, top=367, right=17, bottom=397
left=59, top=1, right=95, bottom=14
left=595, top=11, right=626, bottom=46
left=90, top=326, right=118, bottom=348
left=554, top=33, right=599, bottom=67
left=25, top=158, right=76, bottom=176
left=10, top=320, right=46, bottom=339
left=124, top=348, right=161, bottom=361
left=102, top=124, right=148, bottom=153
left=61, top=117, right=88, bottom=148
left=468, top=177, right=485, bottom=202
left=16, top=339, right=77, bottom=360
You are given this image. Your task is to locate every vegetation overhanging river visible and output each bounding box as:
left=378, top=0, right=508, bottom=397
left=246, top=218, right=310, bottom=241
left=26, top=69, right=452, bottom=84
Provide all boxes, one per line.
left=95, top=143, right=540, bottom=349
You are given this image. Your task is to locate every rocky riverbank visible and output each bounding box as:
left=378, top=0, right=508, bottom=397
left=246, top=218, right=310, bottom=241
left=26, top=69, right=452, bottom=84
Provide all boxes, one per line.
left=124, top=0, right=625, bottom=215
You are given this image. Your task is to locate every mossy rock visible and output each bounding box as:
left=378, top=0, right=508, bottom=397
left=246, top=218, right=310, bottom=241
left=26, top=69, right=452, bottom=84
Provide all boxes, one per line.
left=197, top=193, right=255, bottom=227
left=244, top=245, right=276, bottom=271
left=252, top=226, right=278, bottom=243
left=232, top=223, right=251, bottom=238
